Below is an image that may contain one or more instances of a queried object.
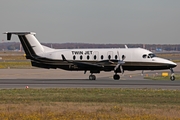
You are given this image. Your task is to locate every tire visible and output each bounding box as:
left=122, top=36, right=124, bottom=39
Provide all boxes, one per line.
left=92, top=75, right=96, bottom=80
left=170, top=76, right=175, bottom=81
left=89, top=75, right=93, bottom=80
left=113, top=74, right=120, bottom=80
left=89, top=75, right=96, bottom=80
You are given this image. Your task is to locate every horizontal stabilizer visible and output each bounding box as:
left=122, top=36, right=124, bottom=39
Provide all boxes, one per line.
left=3, top=31, right=45, bottom=57
left=4, top=32, right=36, bottom=40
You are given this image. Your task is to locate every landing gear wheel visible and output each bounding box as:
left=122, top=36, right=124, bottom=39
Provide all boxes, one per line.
left=89, top=75, right=96, bottom=80
left=170, top=76, right=175, bottom=81
left=170, top=68, right=175, bottom=81
left=113, top=74, right=120, bottom=80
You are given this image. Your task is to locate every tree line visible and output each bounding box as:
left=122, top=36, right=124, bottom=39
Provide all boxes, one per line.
left=0, top=42, right=180, bottom=52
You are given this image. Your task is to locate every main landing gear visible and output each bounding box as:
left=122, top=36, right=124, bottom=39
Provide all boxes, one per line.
left=89, top=74, right=120, bottom=80
left=170, top=68, right=175, bottom=81
left=113, top=74, right=120, bottom=80
left=89, top=74, right=96, bottom=80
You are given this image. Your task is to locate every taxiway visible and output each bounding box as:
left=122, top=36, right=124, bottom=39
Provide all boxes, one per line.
left=0, top=66, right=179, bottom=89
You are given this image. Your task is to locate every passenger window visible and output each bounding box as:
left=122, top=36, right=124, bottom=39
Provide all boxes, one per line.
left=108, top=55, right=111, bottom=60
left=94, top=55, right=97, bottom=60
left=115, top=55, right=118, bottom=60
left=101, top=55, right=104, bottom=60
left=73, top=55, right=76, bottom=60
left=122, top=55, right=125, bottom=60
left=87, top=55, right=90, bottom=60
left=80, top=55, right=83, bottom=60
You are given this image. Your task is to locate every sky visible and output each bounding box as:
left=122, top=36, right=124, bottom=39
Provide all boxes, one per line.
left=0, top=0, right=180, bottom=44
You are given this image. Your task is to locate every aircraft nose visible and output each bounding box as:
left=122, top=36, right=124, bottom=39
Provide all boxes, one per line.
left=169, top=62, right=177, bottom=68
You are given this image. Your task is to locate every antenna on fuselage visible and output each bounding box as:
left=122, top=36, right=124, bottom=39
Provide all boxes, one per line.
left=125, top=45, right=128, bottom=49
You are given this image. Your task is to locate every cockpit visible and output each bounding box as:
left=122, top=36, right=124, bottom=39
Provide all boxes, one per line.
left=142, top=53, right=156, bottom=58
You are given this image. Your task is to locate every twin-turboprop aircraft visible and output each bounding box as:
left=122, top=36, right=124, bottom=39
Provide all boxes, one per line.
left=4, top=32, right=177, bottom=81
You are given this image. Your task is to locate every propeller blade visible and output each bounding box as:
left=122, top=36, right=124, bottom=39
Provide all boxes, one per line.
left=120, top=65, right=124, bottom=74
left=114, top=64, right=120, bottom=71
left=114, top=51, right=125, bottom=73
left=117, top=51, right=120, bottom=60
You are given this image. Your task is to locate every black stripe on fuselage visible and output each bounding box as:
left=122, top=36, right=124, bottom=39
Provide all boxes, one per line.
left=31, top=60, right=176, bottom=71
left=18, top=35, right=37, bottom=59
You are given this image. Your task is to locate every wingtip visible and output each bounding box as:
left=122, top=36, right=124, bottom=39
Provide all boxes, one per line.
left=3, top=32, right=36, bottom=35
left=3, top=32, right=8, bottom=34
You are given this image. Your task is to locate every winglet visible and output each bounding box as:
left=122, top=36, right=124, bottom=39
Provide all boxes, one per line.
left=3, top=32, right=12, bottom=40
left=7, top=33, right=12, bottom=40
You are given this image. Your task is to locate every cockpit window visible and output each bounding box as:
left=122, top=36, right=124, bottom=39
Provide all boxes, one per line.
left=143, top=53, right=156, bottom=59
left=148, top=53, right=156, bottom=58
left=142, top=54, right=147, bottom=58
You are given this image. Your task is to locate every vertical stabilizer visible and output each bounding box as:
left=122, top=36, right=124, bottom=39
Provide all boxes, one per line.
left=4, top=32, right=44, bottom=59
left=25, top=34, right=44, bottom=54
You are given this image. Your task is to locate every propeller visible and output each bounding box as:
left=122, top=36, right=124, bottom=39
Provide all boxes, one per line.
left=114, top=51, right=125, bottom=73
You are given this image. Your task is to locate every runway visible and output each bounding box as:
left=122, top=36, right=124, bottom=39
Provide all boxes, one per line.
left=0, top=78, right=180, bottom=89
left=0, top=68, right=180, bottom=89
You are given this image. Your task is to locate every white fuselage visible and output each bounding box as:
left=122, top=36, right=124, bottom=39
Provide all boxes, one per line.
left=4, top=32, right=177, bottom=81
left=40, top=47, right=176, bottom=67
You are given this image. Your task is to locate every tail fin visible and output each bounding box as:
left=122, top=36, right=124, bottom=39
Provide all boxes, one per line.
left=4, top=32, right=44, bottom=59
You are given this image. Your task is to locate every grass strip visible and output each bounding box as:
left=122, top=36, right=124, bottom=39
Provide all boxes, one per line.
left=0, top=62, right=31, bottom=69
left=0, top=88, right=180, bottom=105
left=0, top=88, right=180, bottom=119
left=144, top=74, right=180, bottom=80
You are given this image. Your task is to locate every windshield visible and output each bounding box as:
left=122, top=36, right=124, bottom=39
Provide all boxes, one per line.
left=148, top=53, right=156, bottom=58
left=142, top=54, right=147, bottom=58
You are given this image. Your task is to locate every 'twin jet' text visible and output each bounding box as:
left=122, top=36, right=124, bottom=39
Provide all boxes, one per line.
left=71, top=51, right=93, bottom=55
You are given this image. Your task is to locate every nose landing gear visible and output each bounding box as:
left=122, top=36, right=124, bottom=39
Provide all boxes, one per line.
left=170, top=68, right=175, bottom=81
left=170, top=75, right=175, bottom=81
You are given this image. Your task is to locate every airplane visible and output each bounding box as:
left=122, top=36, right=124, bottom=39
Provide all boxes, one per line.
left=4, top=32, right=177, bottom=81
